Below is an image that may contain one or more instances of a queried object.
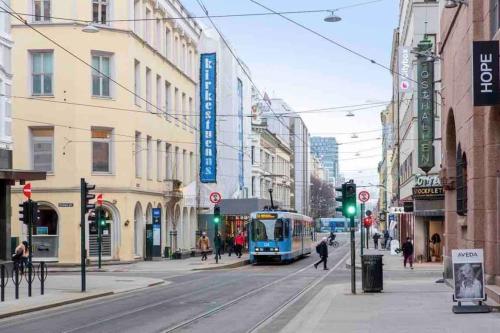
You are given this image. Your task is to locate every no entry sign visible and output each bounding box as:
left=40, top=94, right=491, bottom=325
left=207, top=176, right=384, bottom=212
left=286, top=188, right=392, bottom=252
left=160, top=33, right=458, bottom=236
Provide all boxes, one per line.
left=358, top=191, right=370, bottom=203
left=23, top=183, right=32, bottom=199
left=209, top=192, right=222, bottom=204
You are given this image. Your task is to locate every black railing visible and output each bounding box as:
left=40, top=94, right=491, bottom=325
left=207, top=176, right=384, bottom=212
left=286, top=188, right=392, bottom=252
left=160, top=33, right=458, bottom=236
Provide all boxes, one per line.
left=0, top=261, right=48, bottom=302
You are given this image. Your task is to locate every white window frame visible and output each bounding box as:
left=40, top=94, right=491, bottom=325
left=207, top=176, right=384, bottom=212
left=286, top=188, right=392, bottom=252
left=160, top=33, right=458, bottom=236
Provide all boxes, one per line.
left=135, top=131, right=142, bottom=178
left=91, top=52, right=112, bottom=98
left=145, top=67, right=152, bottom=111
left=156, top=74, right=161, bottom=116
left=156, top=140, right=162, bottom=181
left=165, top=80, right=171, bottom=120
left=31, top=127, right=54, bottom=173
left=145, top=7, right=152, bottom=44
left=134, top=59, right=141, bottom=106
left=32, top=0, right=51, bottom=23
left=165, top=27, right=171, bottom=60
left=146, top=135, right=152, bottom=180
left=91, top=127, right=113, bottom=174
left=31, top=51, right=53, bottom=96
left=92, top=0, right=110, bottom=25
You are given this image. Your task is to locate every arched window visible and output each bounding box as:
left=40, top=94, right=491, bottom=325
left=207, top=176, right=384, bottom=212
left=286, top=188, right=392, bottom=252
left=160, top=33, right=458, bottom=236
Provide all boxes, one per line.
left=456, top=144, right=468, bottom=216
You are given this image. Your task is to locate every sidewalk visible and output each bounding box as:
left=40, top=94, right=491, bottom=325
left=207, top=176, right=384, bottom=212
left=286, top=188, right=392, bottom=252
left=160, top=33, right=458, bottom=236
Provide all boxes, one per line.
left=47, top=253, right=250, bottom=273
left=280, top=249, right=500, bottom=333
left=0, top=274, right=164, bottom=319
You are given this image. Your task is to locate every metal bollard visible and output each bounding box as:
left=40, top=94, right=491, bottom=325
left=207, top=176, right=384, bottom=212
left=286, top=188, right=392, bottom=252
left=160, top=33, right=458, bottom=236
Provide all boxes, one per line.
left=38, top=262, right=48, bottom=295
left=25, top=263, right=36, bottom=297
left=0, top=264, right=5, bottom=302
left=13, top=265, right=19, bottom=299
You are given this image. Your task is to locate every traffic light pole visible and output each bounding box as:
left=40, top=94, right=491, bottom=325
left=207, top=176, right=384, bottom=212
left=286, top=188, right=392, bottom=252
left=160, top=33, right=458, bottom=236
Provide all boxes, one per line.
left=360, top=203, right=365, bottom=256
left=27, top=199, right=33, bottom=297
left=97, top=207, right=102, bottom=269
left=80, top=178, right=86, bottom=292
left=350, top=215, right=356, bottom=294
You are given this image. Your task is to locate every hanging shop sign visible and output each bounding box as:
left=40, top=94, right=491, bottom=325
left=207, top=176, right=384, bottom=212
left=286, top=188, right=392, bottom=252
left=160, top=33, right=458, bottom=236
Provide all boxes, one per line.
left=417, top=38, right=435, bottom=174
left=398, top=46, right=412, bottom=92
left=452, top=249, right=485, bottom=301
left=472, top=40, right=500, bottom=107
left=200, top=53, right=217, bottom=183
left=412, top=186, right=444, bottom=200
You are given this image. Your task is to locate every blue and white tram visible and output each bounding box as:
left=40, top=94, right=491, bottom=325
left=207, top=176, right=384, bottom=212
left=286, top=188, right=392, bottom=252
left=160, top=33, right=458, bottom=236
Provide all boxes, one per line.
left=249, top=211, right=314, bottom=263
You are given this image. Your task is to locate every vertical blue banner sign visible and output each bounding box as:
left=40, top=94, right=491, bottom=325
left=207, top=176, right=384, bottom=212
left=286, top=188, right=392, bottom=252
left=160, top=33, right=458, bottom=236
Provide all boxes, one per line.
left=200, top=53, right=217, bottom=183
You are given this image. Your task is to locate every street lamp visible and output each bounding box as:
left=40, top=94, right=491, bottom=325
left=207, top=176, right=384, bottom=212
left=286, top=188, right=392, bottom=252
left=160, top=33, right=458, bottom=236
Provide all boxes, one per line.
left=445, top=0, right=468, bottom=9
left=346, top=111, right=355, bottom=117
left=324, top=10, right=342, bottom=23
left=82, top=22, right=99, bottom=33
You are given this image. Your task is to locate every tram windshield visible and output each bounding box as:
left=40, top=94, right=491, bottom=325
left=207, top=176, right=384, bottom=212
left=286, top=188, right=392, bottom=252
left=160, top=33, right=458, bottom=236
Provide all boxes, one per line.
left=251, top=218, right=288, bottom=241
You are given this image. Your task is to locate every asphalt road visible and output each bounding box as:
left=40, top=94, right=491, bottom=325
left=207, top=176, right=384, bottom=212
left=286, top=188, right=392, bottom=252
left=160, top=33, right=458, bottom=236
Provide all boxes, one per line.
left=0, top=235, right=351, bottom=333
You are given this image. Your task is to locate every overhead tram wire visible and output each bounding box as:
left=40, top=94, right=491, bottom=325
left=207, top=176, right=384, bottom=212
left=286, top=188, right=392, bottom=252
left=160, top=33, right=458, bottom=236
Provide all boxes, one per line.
left=248, top=0, right=418, bottom=85
left=0, top=2, right=253, bottom=161
left=195, top=0, right=309, bottom=151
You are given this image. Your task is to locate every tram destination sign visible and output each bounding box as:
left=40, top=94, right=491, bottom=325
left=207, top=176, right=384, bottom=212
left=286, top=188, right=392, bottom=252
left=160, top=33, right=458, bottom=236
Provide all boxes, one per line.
left=256, top=213, right=278, bottom=219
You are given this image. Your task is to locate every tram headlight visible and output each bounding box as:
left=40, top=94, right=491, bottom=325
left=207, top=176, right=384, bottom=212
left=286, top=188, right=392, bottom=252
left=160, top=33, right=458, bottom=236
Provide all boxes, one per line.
left=274, top=247, right=279, bottom=252
left=255, top=248, right=260, bottom=252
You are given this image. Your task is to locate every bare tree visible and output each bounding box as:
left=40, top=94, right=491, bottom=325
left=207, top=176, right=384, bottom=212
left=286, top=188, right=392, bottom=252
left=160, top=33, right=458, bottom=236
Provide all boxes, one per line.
left=310, top=175, right=335, bottom=219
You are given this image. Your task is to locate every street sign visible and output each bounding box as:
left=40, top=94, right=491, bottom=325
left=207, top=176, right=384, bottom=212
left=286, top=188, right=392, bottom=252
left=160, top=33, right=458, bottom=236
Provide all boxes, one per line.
left=209, top=191, right=222, bottom=204
left=390, top=206, right=405, bottom=214
left=23, top=183, right=32, bottom=199
left=96, top=194, right=103, bottom=206
left=358, top=191, right=370, bottom=203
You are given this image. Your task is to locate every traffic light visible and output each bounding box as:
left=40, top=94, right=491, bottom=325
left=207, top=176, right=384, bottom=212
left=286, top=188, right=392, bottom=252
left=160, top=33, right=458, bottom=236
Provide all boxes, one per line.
left=98, top=208, right=106, bottom=227
left=81, top=179, right=96, bottom=213
left=31, top=201, right=40, bottom=225
left=213, top=205, right=221, bottom=224
left=344, top=181, right=357, bottom=218
left=335, top=184, right=345, bottom=215
left=19, top=201, right=29, bottom=224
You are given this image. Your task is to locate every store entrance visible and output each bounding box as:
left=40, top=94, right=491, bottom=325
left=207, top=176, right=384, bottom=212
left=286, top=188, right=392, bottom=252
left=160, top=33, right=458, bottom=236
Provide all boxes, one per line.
left=425, top=218, right=443, bottom=262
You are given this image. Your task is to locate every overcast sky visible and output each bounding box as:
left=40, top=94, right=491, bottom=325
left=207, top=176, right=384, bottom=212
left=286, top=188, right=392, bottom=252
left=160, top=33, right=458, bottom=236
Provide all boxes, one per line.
left=184, top=0, right=399, bottom=201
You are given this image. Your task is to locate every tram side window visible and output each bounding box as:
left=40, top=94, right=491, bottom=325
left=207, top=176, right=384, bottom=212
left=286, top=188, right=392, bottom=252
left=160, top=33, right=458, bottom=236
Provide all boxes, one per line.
left=274, top=219, right=284, bottom=241
left=284, top=219, right=290, bottom=238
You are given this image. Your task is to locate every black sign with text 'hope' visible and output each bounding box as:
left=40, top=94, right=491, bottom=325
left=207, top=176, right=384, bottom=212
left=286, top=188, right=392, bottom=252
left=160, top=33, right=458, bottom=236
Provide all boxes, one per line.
left=473, top=40, right=499, bottom=106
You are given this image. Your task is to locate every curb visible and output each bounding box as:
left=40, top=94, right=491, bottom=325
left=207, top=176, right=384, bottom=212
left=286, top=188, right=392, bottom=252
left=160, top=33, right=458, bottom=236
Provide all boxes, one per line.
left=0, top=281, right=165, bottom=319
left=0, top=291, right=113, bottom=319
left=192, top=259, right=250, bottom=271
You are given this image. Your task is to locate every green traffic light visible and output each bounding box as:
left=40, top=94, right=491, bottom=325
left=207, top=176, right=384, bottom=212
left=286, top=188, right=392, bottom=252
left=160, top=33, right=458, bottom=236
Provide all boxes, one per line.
left=214, top=217, right=220, bottom=224
left=347, top=206, right=356, bottom=216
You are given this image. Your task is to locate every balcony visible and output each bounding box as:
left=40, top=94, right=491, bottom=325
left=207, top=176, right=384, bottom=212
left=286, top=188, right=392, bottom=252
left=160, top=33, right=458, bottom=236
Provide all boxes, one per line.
left=164, top=179, right=183, bottom=200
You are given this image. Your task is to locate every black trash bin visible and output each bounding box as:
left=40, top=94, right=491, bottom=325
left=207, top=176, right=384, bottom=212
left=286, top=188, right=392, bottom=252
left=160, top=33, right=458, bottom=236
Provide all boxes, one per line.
left=362, top=254, right=383, bottom=292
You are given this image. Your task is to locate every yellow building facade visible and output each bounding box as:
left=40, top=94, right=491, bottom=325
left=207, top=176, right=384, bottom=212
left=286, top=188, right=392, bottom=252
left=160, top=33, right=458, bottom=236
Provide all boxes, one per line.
left=10, top=0, right=201, bottom=263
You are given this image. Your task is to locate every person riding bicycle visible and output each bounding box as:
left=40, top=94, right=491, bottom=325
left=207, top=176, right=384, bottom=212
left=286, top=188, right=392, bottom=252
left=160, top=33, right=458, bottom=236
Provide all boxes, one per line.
left=328, top=231, right=336, bottom=245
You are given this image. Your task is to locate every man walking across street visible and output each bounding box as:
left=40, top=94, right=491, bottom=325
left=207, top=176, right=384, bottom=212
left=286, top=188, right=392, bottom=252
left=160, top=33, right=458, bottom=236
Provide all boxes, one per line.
left=214, top=232, right=222, bottom=262
left=373, top=233, right=381, bottom=250
left=314, top=237, right=329, bottom=270
left=234, top=232, right=244, bottom=258
left=402, top=237, right=414, bottom=269
left=198, top=232, right=210, bottom=261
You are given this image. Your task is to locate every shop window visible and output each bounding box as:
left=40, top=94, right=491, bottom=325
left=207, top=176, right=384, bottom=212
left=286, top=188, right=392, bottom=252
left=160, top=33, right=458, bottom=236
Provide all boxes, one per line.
left=456, top=144, right=468, bottom=216
left=32, top=205, right=58, bottom=258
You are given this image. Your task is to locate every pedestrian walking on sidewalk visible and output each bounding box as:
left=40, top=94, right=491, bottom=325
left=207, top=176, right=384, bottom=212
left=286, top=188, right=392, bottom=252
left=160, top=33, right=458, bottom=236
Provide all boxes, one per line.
left=198, top=232, right=209, bottom=261
left=214, top=232, right=222, bottom=262
left=314, top=237, right=329, bottom=270
left=234, top=232, right=244, bottom=258
left=402, top=237, right=414, bottom=269
left=226, top=234, right=234, bottom=257
left=383, top=230, right=390, bottom=250
left=373, top=233, right=381, bottom=249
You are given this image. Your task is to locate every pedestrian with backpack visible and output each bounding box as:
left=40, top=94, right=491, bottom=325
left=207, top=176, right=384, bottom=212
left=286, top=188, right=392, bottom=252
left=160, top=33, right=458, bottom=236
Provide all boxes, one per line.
left=314, top=237, right=329, bottom=270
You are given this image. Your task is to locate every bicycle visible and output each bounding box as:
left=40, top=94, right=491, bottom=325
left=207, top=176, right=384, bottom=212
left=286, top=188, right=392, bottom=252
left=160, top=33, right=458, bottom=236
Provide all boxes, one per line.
left=329, top=240, right=339, bottom=248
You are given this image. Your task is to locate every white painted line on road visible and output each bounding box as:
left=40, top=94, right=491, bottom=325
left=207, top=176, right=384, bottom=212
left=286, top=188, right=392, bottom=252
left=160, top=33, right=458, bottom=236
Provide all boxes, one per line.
left=162, top=244, right=351, bottom=333
left=247, top=250, right=351, bottom=333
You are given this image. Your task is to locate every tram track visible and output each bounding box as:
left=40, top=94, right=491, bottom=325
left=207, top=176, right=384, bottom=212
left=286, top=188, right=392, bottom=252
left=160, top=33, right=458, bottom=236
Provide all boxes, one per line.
left=161, top=242, right=350, bottom=333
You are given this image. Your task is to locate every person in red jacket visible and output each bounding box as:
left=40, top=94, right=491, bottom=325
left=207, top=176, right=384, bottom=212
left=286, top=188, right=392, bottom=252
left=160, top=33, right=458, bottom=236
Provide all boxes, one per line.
left=234, top=232, right=245, bottom=258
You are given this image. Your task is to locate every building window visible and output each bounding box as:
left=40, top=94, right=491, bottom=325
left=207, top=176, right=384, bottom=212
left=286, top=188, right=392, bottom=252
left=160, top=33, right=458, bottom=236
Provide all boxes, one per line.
left=174, top=36, right=178, bottom=65
left=31, top=127, right=54, bottom=172
left=145, top=8, right=151, bottom=44
left=92, top=0, right=109, bottom=25
left=92, top=54, right=111, bottom=97
left=145, top=67, right=151, bottom=111
left=133, top=0, right=141, bottom=35
left=190, top=152, right=194, bottom=182
left=174, top=146, right=179, bottom=179
left=31, top=51, right=53, bottom=95
left=188, top=97, right=193, bottom=128
left=165, top=28, right=171, bottom=60
left=456, top=144, right=468, bottom=216
left=251, top=146, right=255, bottom=165
left=157, top=140, right=162, bottom=181
left=174, top=87, right=179, bottom=124
left=155, top=19, right=161, bottom=50
left=33, top=0, right=51, bottom=22
left=165, top=81, right=171, bottom=118
left=181, top=92, right=186, bottom=127
left=491, top=0, right=499, bottom=37
left=134, top=59, right=140, bottom=106
left=146, top=135, right=152, bottom=179
left=92, top=128, right=112, bottom=173
left=165, top=142, right=171, bottom=180
left=135, top=131, right=142, bottom=178
left=156, top=75, right=161, bottom=115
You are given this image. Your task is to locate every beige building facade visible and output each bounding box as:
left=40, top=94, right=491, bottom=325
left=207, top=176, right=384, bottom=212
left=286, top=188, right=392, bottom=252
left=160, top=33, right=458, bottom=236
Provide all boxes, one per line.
left=10, top=0, right=201, bottom=263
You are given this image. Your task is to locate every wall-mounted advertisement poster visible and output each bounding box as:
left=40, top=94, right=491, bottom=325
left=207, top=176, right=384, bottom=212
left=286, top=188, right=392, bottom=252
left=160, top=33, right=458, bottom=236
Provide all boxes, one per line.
left=452, top=249, right=485, bottom=301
